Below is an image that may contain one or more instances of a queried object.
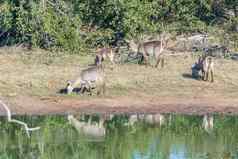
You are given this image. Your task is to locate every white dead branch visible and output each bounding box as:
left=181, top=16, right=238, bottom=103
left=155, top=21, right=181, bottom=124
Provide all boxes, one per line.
left=0, top=100, right=40, bottom=138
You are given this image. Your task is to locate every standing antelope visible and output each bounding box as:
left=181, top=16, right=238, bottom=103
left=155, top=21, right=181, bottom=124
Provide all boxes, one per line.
left=127, top=35, right=168, bottom=68
left=94, top=47, right=116, bottom=68
left=66, top=66, right=105, bottom=95
left=196, top=55, right=214, bottom=82
left=202, top=56, right=214, bottom=82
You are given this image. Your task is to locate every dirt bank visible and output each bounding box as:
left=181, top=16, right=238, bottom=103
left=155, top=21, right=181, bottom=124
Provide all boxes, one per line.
left=1, top=95, right=237, bottom=116
left=0, top=48, right=238, bottom=116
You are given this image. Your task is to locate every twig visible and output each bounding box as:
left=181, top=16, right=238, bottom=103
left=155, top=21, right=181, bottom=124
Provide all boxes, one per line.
left=0, top=100, right=40, bottom=138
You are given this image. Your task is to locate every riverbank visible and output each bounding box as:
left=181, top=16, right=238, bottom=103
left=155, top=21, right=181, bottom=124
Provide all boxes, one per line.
left=2, top=95, right=238, bottom=116
left=1, top=47, right=238, bottom=115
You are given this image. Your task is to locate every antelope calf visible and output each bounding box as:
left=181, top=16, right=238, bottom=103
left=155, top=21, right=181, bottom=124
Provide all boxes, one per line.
left=66, top=66, right=105, bottom=95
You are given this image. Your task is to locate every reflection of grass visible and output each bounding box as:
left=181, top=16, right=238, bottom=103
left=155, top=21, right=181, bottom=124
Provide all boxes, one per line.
left=1, top=115, right=238, bottom=158
left=1, top=47, right=238, bottom=99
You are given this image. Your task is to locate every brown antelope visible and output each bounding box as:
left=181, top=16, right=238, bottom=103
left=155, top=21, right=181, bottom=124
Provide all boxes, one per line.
left=127, top=35, right=168, bottom=68
left=195, top=55, right=214, bottom=82
left=197, top=55, right=214, bottom=82
left=94, top=47, right=116, bottom=68
left=194, top=55, right=214, bottom=82
left=66, top=66, right=105, bottom=95
left=203, top=56, right=214, bottom=82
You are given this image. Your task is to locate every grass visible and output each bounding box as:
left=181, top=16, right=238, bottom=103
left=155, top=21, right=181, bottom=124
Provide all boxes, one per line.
left=0, top=46, right=238, bottom=100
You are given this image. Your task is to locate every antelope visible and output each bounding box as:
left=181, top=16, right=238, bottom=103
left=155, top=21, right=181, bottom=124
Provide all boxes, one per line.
left=94, top=47, right=116, bottom=68
left=203, top=56, right=214, bottom=82
left=127, top=35, right=168, bottom=68
left=197, top=55, right=214, bottom=82
left=66, top=66, right=105, bottom=95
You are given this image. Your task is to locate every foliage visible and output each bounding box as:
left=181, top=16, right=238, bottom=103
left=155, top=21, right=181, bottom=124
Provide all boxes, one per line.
left=0, top=0, right=237, bottom=53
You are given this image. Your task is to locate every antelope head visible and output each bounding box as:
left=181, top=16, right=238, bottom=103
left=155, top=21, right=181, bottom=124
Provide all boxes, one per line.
left=66, top=80, right=74, bottom=94
left=125, top=38, right=139, bottom=53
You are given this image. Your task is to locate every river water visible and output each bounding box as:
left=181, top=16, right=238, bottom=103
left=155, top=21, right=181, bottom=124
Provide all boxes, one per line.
left=0, top=114, right=237, bottom=159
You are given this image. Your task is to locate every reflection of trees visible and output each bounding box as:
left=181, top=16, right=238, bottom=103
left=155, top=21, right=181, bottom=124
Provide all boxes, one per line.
left=1, top=114, right=238, bottom=158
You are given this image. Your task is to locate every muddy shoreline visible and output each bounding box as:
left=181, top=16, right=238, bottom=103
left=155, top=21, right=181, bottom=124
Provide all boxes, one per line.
left=1, top=96, right=238, bottom=116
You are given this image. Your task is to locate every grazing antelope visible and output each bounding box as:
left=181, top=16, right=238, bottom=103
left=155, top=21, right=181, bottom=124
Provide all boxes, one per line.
left=127, top=35, right=168, bottom=68
left=66, top=66, right=105, bottom=95
left=94, top=47, right=116, bottom=68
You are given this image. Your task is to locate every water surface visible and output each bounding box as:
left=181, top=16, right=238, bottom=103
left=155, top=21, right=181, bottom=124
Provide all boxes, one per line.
left=0, top=114, right=237, bottom=159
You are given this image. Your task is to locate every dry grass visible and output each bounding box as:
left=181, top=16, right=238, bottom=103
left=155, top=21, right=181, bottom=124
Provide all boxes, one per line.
left=0, top=47, right=238, bottom=100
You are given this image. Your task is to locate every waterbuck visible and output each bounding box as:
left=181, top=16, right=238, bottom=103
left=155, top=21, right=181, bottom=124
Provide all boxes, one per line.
left=202, top=56, right=214, bottom=82
left=66, top=66, right=105, bottom=95
left=94, top=47, right=117, bottom=68
left=127, top=35, right=168, bottom=68
left=196, top=55, right=214, bottom=82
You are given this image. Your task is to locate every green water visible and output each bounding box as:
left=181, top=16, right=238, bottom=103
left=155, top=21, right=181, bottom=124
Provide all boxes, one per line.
left=0, top=114, right=238, bottom=159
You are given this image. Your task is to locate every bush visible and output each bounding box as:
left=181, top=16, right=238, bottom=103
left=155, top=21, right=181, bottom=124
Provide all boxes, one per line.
left=0, top=0, right=237, bottom=53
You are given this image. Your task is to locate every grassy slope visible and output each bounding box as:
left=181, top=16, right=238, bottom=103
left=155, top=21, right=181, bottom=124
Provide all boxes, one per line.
left=0, top=46, right=238, bottom=101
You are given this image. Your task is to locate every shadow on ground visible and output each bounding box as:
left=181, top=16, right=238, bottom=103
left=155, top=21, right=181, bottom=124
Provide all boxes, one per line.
left=58, top=87, right=95, bottom=95
left=231, top=54, right=238, bottom=61
left=58, top=88, right=82, bottom=94
left=182, top=73, right=201, bottom=81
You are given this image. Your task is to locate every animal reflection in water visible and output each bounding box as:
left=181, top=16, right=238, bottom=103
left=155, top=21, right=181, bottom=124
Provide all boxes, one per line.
left=68, top=114, right=214, bottom=138
left=68, top=114, right=106, bottom=139
left=202, top=114, right=214, bottom=132
left=128, top=114, right=167, bottom=126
